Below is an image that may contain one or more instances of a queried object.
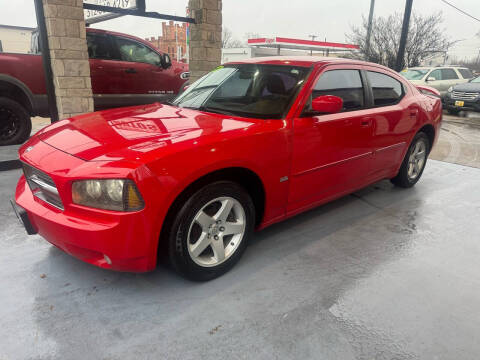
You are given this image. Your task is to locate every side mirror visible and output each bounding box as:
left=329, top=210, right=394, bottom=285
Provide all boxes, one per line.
left=426, top=76, right=436, bottom=82
left=311, top=95, right=343, bottom=114
left=160, top=53, right=172, bottom=69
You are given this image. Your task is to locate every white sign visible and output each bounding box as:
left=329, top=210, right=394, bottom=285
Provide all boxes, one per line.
left=84, top=0, right=137, bottom=24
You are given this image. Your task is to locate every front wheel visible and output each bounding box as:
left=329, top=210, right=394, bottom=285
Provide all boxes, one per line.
left=391, top=132, right=430, bottom=188
left=0, top=97, right=31, bottom=145
left=168, top=181, right=255, bottom=281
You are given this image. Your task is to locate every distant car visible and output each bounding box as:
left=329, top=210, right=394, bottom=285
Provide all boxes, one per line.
left=13, top=57, right=442, bottom=281
left=0, top=28, right=189, bottom=145
left=400, top=66, right=474, bottom=97
left=443, top=76, right=480, bottom=114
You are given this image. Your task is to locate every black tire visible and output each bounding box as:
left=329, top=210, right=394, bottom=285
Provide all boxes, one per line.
left=391, top=132, right=430, bottom=188
left=447, top=108, right=461, bottom=115
left=168, top=181, right=255, bottom=281
left=0, top=97, right=31, bottom=145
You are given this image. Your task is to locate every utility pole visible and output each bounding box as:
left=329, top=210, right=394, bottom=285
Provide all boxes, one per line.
left=365, top=0, right=375, bottom=60
left=308, top=34, right=317, bottom=56
left=395, top=0, right=414, bottom=71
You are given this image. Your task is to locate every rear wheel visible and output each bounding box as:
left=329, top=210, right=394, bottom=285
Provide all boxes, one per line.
left=391, top=132, right=429, bottom=188
left=168, top=181, right=255, bottom=281
left=0, top=97, right=31, bottom=145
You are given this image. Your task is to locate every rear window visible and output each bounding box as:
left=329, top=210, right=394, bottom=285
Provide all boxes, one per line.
left=312, top=69, right=365, bottom=111
left=441, top=69, right=458, bottom=80
left=458, top=68, right=474, bottom=79
left=367, top=71, right=403, bottom=107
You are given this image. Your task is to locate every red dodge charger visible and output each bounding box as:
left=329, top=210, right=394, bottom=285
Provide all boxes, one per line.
left=13, top=57, right=442, bottom=281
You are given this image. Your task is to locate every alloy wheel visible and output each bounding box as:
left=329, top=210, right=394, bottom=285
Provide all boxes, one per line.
left=407, top=139, right=427, bottom=180
left=187, top=196, right=246, bottom=267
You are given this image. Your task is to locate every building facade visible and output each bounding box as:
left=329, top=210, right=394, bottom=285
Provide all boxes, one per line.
left=0, top=24, right=35, bottom=53
left=146, top=21, right=187, bottom=62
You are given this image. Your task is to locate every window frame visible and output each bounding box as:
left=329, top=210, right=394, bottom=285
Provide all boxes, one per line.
left=363, top=69, right=406, bottom=108
left=458, top=68, right=474, bottom=79
left=86, top=33, right=117, bottom=61
left=301, top=67, right=369, bottom=116
left=440, top=68, right=459, bottom=80
left=112, top=35, right=162, bottom=66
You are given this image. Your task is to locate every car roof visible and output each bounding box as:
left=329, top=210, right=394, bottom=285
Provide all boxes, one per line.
left=86, top=27, right=154, bottom=48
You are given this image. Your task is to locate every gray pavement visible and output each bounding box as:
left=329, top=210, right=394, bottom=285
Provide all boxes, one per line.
left=1, top=159, right=480, bottom=359
left=430, top=112, right=480, bottom=168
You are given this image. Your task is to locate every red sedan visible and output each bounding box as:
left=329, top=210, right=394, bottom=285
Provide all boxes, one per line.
left=13, top=57, right=442, bottom=281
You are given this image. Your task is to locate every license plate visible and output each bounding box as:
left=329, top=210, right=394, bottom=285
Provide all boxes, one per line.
left=455, top=100, right=464, bottom=107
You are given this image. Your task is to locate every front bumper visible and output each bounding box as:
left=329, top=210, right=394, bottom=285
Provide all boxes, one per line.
left=15, top=176, right=152, bottom=272
left=444, top=96, right=480, bottom=112
left=14, top=139, right=162, bottom=273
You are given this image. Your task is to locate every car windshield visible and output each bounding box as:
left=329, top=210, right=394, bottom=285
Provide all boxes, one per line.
left=471, top=76, right=480, bottom=83
left=400, top=68, right=430, bottom=80
left=171, top=64, right=310, bottom=119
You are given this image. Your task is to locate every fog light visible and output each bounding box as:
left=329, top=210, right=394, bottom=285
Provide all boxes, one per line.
left=104, top=255, right=112, bottom=265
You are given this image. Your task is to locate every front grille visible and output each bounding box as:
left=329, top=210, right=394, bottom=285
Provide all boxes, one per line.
left=23, top=163, right=64, bottom=210
left=451, top=91, right=479, bottom=101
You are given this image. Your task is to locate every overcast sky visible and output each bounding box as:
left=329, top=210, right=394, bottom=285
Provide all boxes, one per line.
left=1, top=0, right=479, bottom=59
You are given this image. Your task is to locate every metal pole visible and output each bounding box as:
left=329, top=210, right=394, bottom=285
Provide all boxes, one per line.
left=395, top=0, right=414, bottom=71
left=365, top=0, right=375, bottom=60
left=34, top=0, right=59, bottom=122
left=308, top=35, right=317, bottom=56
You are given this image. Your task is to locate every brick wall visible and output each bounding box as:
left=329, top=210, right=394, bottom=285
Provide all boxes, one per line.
left=42, top=0, right=93, bottom=119
left=145, top=21, right=187, bottom=62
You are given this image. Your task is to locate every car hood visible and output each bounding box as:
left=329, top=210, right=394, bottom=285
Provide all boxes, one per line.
left=37, top=104, right=261, bottom=162
left=452, top=82, right=480, bottom=92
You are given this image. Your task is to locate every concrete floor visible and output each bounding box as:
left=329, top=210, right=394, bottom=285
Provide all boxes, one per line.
left=1, top=159, right=480, bottom=359
left=430, top=113, right=480, bottom=168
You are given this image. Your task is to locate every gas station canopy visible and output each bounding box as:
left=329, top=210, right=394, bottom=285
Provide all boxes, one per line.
left=247, top=37, right=359, bottom=52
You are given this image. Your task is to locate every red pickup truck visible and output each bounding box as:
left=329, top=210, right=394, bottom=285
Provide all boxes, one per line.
left=0, top=28, right=189, bottom=145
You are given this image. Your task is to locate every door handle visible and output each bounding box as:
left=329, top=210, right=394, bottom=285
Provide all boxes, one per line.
left=361, top=119, right=372, bottom=127
left=125, top=68, right=137, bottom=74
left=410, top=109, right=418, bottom=118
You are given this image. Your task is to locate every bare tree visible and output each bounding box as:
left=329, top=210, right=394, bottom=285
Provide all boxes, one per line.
left=222, top=27, right=243, bottom=48
left=346, top=12, right=452, bottom=68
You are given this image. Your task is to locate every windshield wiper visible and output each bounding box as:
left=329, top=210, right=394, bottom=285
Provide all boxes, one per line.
left=199, top=106, right=238, bottom=116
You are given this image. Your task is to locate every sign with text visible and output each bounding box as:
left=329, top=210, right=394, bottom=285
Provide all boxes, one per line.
left=84, top=0, right=138, bottom=24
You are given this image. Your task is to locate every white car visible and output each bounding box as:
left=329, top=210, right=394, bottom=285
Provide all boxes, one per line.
left=400, top=66, right=474, bottom=97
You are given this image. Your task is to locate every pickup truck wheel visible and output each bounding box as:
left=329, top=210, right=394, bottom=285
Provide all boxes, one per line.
left=0, top=97, right=31, bottom=146
left=391, top=132, right=429, bottom=188
left=168, top=181, right=255, bottom=281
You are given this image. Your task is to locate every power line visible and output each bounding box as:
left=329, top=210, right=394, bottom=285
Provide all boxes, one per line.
left=439, top=0, right=480, bottom=23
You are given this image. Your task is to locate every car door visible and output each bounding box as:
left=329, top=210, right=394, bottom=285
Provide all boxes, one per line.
left=112, top=36, right=174, bottom=103
left=86, top=32, right=125, bottom=109
left=425, top=69, right=444, bottom=92
left=364, top=68, right=414, bottom=176
left=288, top=66, right=374, bottom=212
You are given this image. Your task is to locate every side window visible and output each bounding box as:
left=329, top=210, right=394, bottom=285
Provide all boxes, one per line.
left=441, top=69, right=459, bottom=80
left=312, top=69, right=364, bottom=111
left=429, top=69, right=442, bottom=81
left=115, top=37, right=161, bottom=66
left=458, top=68, right=474, bottom=79
left=86, top=34, right=114, bottom=60
left=367, top=71, right=403, bottom=107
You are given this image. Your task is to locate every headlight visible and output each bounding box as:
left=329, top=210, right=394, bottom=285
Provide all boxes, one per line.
left=448, top=86, right=453, bottom=92
left=72, top=179, right=144, bottom=211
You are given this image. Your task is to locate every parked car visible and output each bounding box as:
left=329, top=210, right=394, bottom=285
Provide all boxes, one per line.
left=443, top=75, right=480, bottom=114
left=12, top=57, right=442, bottom=281
left=0, top=28, right=189, bottom=145
left=400, top=66, right=474, bottom=97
